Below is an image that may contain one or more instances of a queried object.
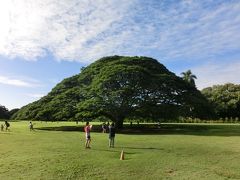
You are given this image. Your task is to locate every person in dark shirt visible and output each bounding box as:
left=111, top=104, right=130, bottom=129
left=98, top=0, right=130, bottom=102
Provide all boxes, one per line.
left=106, top=121, right=110, bottom=133
left=108, top=122, right=116, bottom=148
left=5, top=121, right=10, bottom=131
left=1, top=124, right=4, bottom=131
left=102, top=123, right=106, bottom=133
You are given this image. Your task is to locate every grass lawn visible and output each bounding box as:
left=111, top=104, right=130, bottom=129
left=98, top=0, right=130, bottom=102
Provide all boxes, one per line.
left=0, top=121, right=240, bottom=180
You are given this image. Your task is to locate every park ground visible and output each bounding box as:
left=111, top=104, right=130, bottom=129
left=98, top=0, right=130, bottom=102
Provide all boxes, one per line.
left=0, top=121, right=240, bottom=180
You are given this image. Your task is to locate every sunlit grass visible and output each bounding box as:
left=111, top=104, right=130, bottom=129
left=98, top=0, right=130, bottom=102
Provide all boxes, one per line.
left=0, top=121, right=240, bottom=179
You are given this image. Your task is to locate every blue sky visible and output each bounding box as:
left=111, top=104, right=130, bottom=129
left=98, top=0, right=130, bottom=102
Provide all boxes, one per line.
left=0, top=0, right=240, bottom=110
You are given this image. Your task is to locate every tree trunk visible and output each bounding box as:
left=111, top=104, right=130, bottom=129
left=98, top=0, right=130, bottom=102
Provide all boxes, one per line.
left=115, top=116, right=124, bottom=129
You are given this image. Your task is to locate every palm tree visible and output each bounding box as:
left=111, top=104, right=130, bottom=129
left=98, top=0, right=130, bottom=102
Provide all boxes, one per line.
left=181, top=70, right=197, bottom=87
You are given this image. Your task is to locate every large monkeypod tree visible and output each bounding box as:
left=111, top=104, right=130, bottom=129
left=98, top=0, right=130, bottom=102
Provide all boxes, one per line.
left=14, top=56, right=212, bottom=128
left=76, top=56, right=211, bottom=128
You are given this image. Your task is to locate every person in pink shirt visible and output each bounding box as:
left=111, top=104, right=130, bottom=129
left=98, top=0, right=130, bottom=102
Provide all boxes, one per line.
left=84, top=122, right=92, bottom=148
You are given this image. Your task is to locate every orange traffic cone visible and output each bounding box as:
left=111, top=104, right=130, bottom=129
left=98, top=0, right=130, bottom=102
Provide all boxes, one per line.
left=120, top=150, right=125, bottom=160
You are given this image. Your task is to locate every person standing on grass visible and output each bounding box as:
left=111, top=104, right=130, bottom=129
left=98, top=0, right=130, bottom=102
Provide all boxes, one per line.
left=5, top=121, right=10, bottom=131
left=29, top=121, right=34, bottom=131
left=109, top=122, right=116, bottom=148
left=84, top=122, right=92, bottom=149
left=102, top=123, right=106, bottom=133
left=1, top=124, right=4, bottom=131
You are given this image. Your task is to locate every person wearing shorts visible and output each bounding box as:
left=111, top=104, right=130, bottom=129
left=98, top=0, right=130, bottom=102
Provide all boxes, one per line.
left=84, top=122, right=92, bottom=148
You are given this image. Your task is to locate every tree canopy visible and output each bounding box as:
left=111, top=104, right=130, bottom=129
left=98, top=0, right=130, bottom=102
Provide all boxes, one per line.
left=0, top=105, right=10, bottom=119
left=13, top=56, right=212, bottom=128
left=202, top=83, right=240, bottom=118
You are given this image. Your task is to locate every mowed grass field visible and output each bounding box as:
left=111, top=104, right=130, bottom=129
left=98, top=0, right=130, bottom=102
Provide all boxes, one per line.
left=0, top=121, right=240, bottom=180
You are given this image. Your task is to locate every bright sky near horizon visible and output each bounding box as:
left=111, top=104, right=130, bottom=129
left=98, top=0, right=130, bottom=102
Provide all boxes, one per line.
left=0, top=0, right=240, bottom=110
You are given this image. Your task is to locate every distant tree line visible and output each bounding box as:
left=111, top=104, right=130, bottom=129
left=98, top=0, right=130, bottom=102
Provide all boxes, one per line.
left=0, top=105, right=19, bottom=120
left=4, top=81, right=240, bottom=123
left=2, top=56, right=239, bottom=126
left=201, top=83, right=240, bottom=120
left=5, top=82, right=238, bottom=123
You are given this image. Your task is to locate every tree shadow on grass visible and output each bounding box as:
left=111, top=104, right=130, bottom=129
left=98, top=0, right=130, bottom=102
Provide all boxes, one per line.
left=119, top=124, right=240, bottom=137
left=90, top=148, right=137, bottom=155
left=35, top=124, right=240, bottom=137
left=121, top=146, right=164, bottom=151
left=35, top=126, right=84, bottom=132
left=87, top=148, right=120, bottom=153
left=0, top=132, right=13, bottom=135
left=90, top=148, right=138, bottom=161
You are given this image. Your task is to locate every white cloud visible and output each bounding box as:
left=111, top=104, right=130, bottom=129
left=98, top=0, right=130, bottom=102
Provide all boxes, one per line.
left=193, top=61, right=240, bottom=90
left=0, top=0, right=136, bottom=62
left=0, top=75, right=41, bottom=87
left=143, top=1, right=240, bottom=61
left=0, top=0, right=239, bottom=63
left=27, top=93, right=45, bottom=98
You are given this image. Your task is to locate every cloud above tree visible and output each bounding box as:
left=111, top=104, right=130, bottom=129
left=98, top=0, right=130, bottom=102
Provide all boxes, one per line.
left=0, top=0, right=239, bottom=63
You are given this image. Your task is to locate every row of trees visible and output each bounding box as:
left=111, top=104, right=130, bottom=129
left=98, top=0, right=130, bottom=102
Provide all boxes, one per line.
left=202, top=83, right=240, bottom=119
left=181, top=70, right=240, bottom=120
left=5, top=81, right=238, bottom=123
left=3, top=56, right=240, bottom=128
